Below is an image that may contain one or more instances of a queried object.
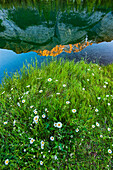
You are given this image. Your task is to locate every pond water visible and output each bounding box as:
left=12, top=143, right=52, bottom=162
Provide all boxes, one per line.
left=0, top=0, right=113, bottom=84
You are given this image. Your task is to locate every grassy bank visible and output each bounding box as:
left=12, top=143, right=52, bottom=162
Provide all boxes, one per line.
left=0, top=57, right=113, bottom=169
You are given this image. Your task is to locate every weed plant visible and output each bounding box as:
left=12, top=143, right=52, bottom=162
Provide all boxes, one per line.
left=0, top=57, right=113, bottom=169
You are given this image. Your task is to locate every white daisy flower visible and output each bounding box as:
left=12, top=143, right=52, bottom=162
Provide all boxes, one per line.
left=96, top=122, right=100, bottom=127
left=92, top=125, right=95, bottom=128
left=43, top=155, right=45, bottom=158
left=41, top=141, right=45, bottom=146
left=87, top=79, right=89, bottom=81
left=82, top=88, right=85, bottom=90
left=100, top=135, right=103, bottom=138
left=108, top=149, right=112, bottom=154
left=108, top=128, right=111, bottom=131
left=41, top=145, right=44, bottom=149
left=103, top=85, right=106, bottom=88
left=50, top=136, right=54, bottom=141
left=76, top=128, right=79, bottom=132
left=108, top=103, right=110, bottom=106
left=2, top=91, right=5, bottom=94
left=97, top=97, right=101, bottom=99
left=95, top=108, right=98, bottom=112
left=72, top=109, right=77, bottom=113
left=56, top=93, right=60, bottom=95
left=30, top=138, right=35, bottom=144
left=40, top=161, right=43, bottom=165
left=48, top=78, right=52, bottom=82
left=24, top=149, right=26, bottom=152
left=17, top=102, right=20, bottom=107
left=57, top=122, right=62, bottom=128
left=22, top=99, right=25, bottom=103
left=30, top=105, right=34, bottom=108
left=54, top=122, right=58, bottom=127
left=63, top=84, right=66, bottom=87
left=39, top=90, right=43, bottom=93
left=33, top=116, right=39, bottom=123
left=42, top=114, right=46, bottom=118
left=4, top=121, right=8, bottom=125
left=66, top=101, right=70, bottom=104
left=5, top=159, right=9, bottom=165
left=26, top=85, right=30, bottom=88
left=54, top=155, right=58, bottom=160
left=45, top=108, right=48, bottom=112
left=106, top=95, right=109, bottom=97
left=11, top=88, right=13, bottom=90
left=92, top=73, right=94, bottom=76
left=104, top=82, right=108, bottom=84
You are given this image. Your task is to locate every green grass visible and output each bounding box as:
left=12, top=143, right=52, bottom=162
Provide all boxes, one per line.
left=0, top=57, right=113, bottom=169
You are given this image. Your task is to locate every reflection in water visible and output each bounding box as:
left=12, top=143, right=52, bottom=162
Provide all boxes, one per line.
left=0, top=0, right=113, bottom=53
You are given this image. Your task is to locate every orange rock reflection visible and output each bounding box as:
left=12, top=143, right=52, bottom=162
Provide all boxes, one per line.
left=31, top=41, right=95, bottom=57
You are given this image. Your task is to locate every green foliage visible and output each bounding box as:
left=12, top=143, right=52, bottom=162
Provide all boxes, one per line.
left=0, top=57, right=113, bottom=169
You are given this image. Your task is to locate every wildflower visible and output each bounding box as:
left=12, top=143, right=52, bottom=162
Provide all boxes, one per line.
left=30, top=138, right=35, bottom=144
left=55, top=80, right=58, bottom=82
left=5, top=159, right=9, bottom=165
left=97, top=97, right=101, bottom=99
left=33, top=110, right=37, bottom=114
left=50, top=136, right=54, bottom=141
left=72, top=109, right=77, bottom=113
left=99, top=67, right=101, bottom=70
left=95, top=108, right=98, bottom=112
left=33, top=155, right=35, bottom=158
left=43, top=155, right=45, bottom=158
left=76, top=128, right=79, bottom=132
left=108, top=149, right=112, bottom=154
left=54, top=122, right=57, bottom=127
left=96, top=122, right=100, bottom=127
left=45, top=108, right=48, bottom=112
left=92, top=73, right=94, bottom=76
left=41, top=141, right=45, bottom=146
left=24, top=149, right=26, bottom=152
left=17, top=102, right=20, bottom=107
left=41, top=145, right=44, bottom=149
left=33, top=116, right=39, bottom=124
left=54, top=155, right=58, bottom=160
left=42, top=114, right=46, bottom=118
left=30, top=105, right=34, bottom=108
left=56, top=93, right=60, bottom=95
left=108, top=103, right=110, bottom=106
left=106, top=95, right=109, bottom=97
left=103, top=85, right=106, bottom=88
left=92, top=125, right=95, bottom=128
left=87, top=69, right=90, bottom=71
left=4, top=121, right=8, bottom=125
left=40, top=161, right=43, bottom=165
left=2, top=91, right=5, bottom=94
left=108, top=128, right=111, bottom=131
left=26, top=91, right=29, bottom=94
left=11, top=88, right=13, bottom=90
left=82, top=88, right=85, bottom=90
left=13, top=120, right=16, bottom=126
left=26, top=85, right=30, bottom=88
left=9, top=97, right=11, bottom=99
left=22, top=99, right=25, bottom=103
left=57, top=122, right=62, bottom=128
left=87, top=79, right=89, bottom=81
left=104, top=82, right=108, bottom=84
left=21, top=96, right=23, bottom=98
left=66, top=101, right=70, bottom=104
left=39, top=90, right=43, bottom=93
left=100, top=135, right=103, bottom=138
left=63, top=84, right=66, bottom=87
left=48, top=78, right=52, bottom=82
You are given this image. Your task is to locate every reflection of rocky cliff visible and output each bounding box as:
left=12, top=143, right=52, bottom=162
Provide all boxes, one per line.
left=0, top=8, right=113, bottom=53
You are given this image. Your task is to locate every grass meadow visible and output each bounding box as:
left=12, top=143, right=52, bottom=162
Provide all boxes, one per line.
left=0, top=56, right=113, bottom=169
